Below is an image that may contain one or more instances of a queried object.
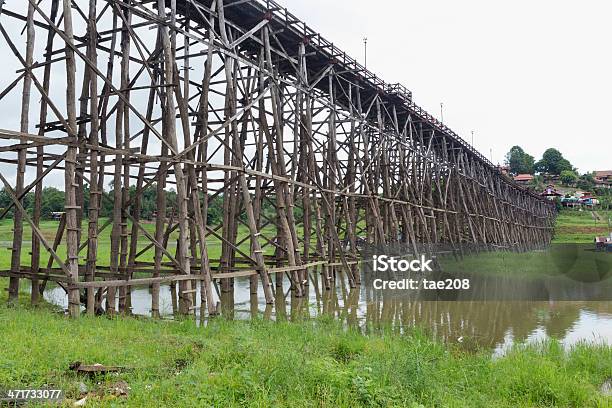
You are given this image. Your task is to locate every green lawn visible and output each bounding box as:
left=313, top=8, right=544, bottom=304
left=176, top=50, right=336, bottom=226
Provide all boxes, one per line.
left=438, top=246, right=611, bottom=283
left=1, top=209, right=609, bottom=277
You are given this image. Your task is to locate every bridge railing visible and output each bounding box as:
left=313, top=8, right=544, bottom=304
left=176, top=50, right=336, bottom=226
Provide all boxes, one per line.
left=244, top=0, right=550, bottom=203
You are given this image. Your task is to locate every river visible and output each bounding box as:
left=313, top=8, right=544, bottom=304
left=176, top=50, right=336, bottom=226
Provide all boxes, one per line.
left=41, top=268, right=612, bottom=356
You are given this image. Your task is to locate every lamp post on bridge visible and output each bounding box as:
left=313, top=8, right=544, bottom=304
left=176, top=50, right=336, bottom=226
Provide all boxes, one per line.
left=363, top=37, right=368, bottom=69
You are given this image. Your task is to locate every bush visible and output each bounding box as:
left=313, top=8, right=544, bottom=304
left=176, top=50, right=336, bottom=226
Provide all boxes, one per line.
left=560, top=170, right=578, bottom=186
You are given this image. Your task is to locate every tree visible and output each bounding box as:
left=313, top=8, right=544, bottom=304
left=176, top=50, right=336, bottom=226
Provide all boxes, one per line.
left=560, top=170, right=578, bottom=186
left=535, top=148, right=573, bottom=175
left=40, top=187, right=65, bottom=218
left=207, top=194, right=224, bottom=225
left=505, top=145, right=535, bottom=175
left=529, top=174, right=545, bottom=190
left=0, top=188, right=15, bottom=217
left=576, top=173, right=595, bottom=191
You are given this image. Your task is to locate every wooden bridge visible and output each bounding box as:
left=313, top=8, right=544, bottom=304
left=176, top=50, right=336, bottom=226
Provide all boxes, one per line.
left=0, top=0, right=555, bottom=317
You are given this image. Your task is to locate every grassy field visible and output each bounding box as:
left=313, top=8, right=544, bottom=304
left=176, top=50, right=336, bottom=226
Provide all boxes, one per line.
left=435, top=209, right=612, bottom=280
left=0, top=208, right=608, bottom=269
left=0, top=218, right=280, bottom=270
left=0, top=296, right=610, bottom=407
left=438, top=247, right=612, bottom=283
left=552, top=209, right=612, bottom=243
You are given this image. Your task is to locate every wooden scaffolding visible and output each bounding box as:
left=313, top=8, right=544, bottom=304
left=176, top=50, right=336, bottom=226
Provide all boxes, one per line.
left=0, top=0, right=556, bottom=318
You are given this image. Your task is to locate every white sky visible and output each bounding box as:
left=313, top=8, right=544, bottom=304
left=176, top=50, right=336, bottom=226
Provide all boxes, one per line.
left=285, top=0, right=612, bottom=172
left=0, top=0, right=609, bottom=189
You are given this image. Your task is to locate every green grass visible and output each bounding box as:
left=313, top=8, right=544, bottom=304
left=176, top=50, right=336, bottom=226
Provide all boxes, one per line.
left=0, top=210, right=611, bottom=406
left=553, top=209, right=612, bottom=243
left=433, top=209, right=612, bottom=279
left=0, top=218, right=280, bottom=270
left=438, top=244, right=612, bottom=283
left=0, top=299, right=610, bottom=407
left=1, top=209, right=606, bottom=271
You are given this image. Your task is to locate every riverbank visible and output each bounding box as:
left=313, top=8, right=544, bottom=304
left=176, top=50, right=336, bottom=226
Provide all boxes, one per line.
left=1, top=211, right=611, bottom=406
left=553, top=208, right=611, bottom=243
left=0, top=299, right=610, bottom=407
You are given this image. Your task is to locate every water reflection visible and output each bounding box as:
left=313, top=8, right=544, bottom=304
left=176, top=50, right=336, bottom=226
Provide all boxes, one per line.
left=42, top=266, right=612, bottom=354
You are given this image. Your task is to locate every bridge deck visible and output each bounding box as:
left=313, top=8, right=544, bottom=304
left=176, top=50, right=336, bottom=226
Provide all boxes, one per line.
left=174, top=0, right=541, bottom=200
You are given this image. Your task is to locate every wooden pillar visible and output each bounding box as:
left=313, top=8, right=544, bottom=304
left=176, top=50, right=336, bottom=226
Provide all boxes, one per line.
left=62, top=0, right=81, bottom=318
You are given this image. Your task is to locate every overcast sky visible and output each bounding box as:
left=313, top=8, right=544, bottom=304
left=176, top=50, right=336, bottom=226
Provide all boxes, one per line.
left=286, top=0, right=611, bottom=172
left=0, top=0, right=609, bottom=189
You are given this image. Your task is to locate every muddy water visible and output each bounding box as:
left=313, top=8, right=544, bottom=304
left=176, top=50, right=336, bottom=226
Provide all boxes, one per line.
left=42, top=269, right=612, bottom=354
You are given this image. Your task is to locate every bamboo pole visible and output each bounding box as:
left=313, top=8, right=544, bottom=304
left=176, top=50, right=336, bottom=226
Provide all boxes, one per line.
left=7, top=1, right=35, bottom=307
left=0, top=0, right=557, bottom=318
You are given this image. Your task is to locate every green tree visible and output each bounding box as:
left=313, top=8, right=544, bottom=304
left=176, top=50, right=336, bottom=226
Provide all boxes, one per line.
left=40, top=187, right=65, bottom=218
left=207, top=194, right=224, bottom=225
left=576, top=173, right=595, bottom=191
left=505, top=145, right=535, bottom=175
left=529, top=174, right=545, bottom=190
left=559, top=170, right=578, bottom=186
left=0, top=188, right=15, bottom=216
left=535, top=148, right=573, bottom=175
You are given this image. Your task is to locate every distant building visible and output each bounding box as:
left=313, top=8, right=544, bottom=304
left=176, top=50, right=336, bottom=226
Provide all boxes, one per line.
left=594, top=170, right=612, bottom=188
left=540, top=184, right=562, bottom=201
left=575, top=191, right=599, bottom=207
left=560, top=196, right=580, bottom=208
left=574, top=191, right=591, bottom=199
left=513, top=174, right=534, bottom=185
left=561, top=191, right=600, bottom=208
left=498, top=165, right=510, bottom=176
left=50, top=211, right=65, bottom=221
left=540, top=173, right=559, bottom=184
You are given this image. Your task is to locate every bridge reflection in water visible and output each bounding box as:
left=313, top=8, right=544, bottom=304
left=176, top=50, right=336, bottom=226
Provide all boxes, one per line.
left=43, top=266, right=612, bottom=354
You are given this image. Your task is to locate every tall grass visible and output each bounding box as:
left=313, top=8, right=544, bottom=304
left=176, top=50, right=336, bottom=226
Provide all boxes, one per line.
left=0, top=300, right=610, bottom=407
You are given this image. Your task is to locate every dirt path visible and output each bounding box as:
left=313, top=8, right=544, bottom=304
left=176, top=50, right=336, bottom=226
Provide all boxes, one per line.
left=556, top=226, right=609, bottom=234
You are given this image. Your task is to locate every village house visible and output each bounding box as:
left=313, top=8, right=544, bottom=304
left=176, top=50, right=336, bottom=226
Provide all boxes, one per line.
left=594, top=170, right=612, bottom=188
left=576, top=191, right=598, bottom=207
left=539, top=173, right=560, bottom=184
left=513, top=174, right=534, bottom=185
left=561, top=191, right=600, bottom=208
left=497, top=165, right=510, bottom=176
left=540, top=184, right=563, bottom=201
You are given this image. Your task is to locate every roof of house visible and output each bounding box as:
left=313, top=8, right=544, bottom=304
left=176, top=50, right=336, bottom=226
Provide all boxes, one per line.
left=514, top=174, right=534, bottom=181
left=594, top=170, right=612, bottom=179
